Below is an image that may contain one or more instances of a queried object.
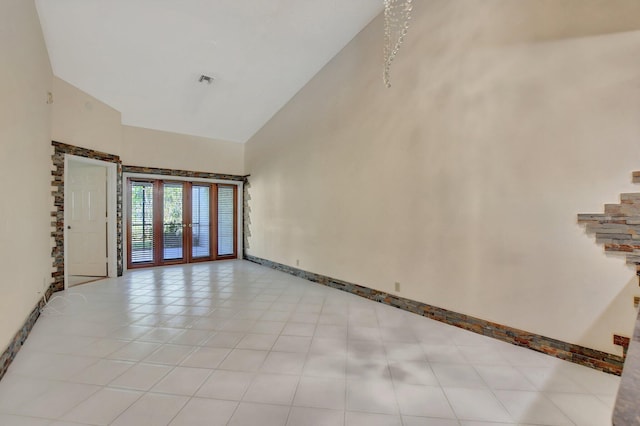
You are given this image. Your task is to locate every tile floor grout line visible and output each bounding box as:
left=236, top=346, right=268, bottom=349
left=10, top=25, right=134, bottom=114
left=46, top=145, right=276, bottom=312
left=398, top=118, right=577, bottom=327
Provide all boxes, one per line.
left=0, top=260, right=620, bottom=425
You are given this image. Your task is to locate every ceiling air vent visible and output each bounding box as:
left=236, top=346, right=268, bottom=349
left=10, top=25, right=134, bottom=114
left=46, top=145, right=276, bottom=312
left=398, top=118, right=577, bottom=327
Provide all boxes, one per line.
left=198, top=75, right=214, bottom=84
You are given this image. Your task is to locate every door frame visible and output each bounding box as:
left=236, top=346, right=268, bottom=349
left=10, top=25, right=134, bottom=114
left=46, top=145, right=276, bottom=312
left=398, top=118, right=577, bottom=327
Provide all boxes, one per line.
left=64, top=154, right=118, bottom=289
left=123, top=172, right=243, bottom=271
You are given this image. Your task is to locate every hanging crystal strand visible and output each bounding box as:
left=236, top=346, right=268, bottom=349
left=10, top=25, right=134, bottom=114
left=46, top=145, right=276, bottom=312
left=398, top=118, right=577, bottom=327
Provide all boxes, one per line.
left=383, top=0, right=412, bottom=88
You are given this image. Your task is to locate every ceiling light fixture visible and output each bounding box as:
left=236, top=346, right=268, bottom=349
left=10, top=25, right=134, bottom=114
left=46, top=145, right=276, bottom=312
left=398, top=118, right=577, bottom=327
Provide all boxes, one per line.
left=383, top=0, right=412, bottom=88
left=198, top=74, right=214, bottom=84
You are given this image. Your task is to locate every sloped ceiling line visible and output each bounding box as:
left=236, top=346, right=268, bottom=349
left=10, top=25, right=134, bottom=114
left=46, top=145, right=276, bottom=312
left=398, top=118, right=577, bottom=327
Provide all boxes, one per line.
left=36, top=0, right=383, bottom=143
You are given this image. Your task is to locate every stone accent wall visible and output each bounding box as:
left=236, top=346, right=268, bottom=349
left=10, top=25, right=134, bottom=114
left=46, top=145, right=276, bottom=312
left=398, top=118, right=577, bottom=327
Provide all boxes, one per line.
left=123, top=165, right=245, bottom=182
left=243, top=178, right=251, bottom=252
left=51, top=141, right=123, bottom=291
left=578, top=190, right=640, bottom=269
left=0, top=140, right=123, bottom=382
left=0, top=147, right=249, bottom=384
left=576, top=170, right=640, bottom=375
left=245, top=254, right=625, bottom=375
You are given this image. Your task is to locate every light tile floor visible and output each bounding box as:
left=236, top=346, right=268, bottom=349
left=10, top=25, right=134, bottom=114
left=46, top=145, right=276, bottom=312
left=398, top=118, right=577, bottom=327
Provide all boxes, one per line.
left=0, top=260, right=620, bottom=426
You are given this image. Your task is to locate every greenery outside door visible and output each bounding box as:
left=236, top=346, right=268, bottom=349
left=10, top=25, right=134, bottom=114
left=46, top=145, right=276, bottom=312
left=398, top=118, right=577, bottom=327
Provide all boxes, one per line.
left=127, top=179, right=237, bottom=269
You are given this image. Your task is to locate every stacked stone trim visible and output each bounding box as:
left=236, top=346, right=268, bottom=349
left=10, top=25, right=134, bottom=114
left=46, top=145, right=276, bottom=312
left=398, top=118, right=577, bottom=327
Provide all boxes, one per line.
left=243, top=178, right=251, bottom=252
left=0, top=140, right=124, bottom=382
left=51, top=141, right=123, bottom=293
left=125, top=164, right=249, bottom=258
left=123, top=165, right=245, bottom=182
left=614, top=334, right=631, bottom=354
left=578, top=192, right=640, bottom=267
left=577, top=172, right=640, bottom=365
left=0, top=144, right=250, bottom=384
left=0, top=287, right=56, bottom=381
left=245, top=254, right=625, bottom=375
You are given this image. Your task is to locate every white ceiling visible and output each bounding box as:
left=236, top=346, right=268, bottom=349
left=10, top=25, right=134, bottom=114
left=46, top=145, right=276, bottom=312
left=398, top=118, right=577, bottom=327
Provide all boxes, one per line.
left=35, top=0, right=383, bottom=143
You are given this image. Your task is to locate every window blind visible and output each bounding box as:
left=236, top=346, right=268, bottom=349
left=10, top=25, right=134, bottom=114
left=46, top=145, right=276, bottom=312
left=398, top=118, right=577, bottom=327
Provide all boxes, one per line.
left=192, top=185, right=211, bottom=258
left=130, top=181, right=154, bottom=263
left=217, top=186, right=234, bottom=256
left=163, top=182, right=184, bottom=260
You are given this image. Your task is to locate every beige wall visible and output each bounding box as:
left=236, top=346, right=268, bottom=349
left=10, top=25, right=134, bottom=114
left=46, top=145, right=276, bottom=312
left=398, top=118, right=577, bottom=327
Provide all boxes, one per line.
left=51, top=76, right=244, bottom=176
left=51, top=78, right=244, bottom=175
left=0, top=0, right=53, bottom=349
left=246, top=0, right=640, bottom=355
left=122, top=126, right=244, bottom=175
left=1, top=39, right=241, bottom=354
left=52, top=76, right=123, bottom=155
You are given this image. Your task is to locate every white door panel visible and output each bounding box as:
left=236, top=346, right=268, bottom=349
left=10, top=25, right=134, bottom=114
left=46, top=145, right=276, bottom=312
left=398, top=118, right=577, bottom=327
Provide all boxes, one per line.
left=68, top=162, right=107, bottom=277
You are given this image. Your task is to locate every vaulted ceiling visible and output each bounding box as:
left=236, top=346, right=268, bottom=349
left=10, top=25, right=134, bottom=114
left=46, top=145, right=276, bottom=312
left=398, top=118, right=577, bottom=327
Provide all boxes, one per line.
left=36, top=0, right=383, bottom=143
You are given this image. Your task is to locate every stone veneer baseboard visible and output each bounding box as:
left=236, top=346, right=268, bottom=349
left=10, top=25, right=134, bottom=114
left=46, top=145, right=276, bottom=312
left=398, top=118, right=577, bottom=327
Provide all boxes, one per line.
left=613, top=307, right=640, bottom=425
left=0, top=140, right=126, bottom=382
left=0, top=148, right=249, bottom=383
left=245, top=254, right=625, bottom=375
left=0, top=285, right=56, bottom=381
left=578, top=171, right=640, bottom=420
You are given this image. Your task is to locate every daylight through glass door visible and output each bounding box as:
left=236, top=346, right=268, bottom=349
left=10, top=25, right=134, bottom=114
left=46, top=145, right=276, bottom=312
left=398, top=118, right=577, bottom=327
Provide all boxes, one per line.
left=191, top=185, right=211, bottom=259
left=163, top=182, right=184, bottom=262
left=127, top=179, right=237, bottom=269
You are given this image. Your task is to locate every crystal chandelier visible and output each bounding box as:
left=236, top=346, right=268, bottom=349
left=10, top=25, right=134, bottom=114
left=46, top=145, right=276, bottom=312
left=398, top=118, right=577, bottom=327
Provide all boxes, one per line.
left=383, top=0, right=413, bottom=88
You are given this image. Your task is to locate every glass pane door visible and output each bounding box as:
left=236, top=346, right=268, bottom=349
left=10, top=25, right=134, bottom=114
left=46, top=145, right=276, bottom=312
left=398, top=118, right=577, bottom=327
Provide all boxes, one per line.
left=128, top=179, right=237, bottom=268
left=191, top=185, right=211, bottom=258
left=163, top=182, right=185, bottom=261
left=217, top=185, right=235, bottom=256
left=129, top=181, right=154, bottom=265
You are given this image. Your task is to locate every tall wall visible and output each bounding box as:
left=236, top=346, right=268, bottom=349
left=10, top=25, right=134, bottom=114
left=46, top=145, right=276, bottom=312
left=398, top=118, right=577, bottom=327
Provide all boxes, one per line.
left=245, top=0, right=640, bottom=355
left=1, top=25, right=242, bottom=356
left=0, top=0, right=53, bottom=350
left=51, top=77, right=244, bottom=175
left=122, top=125, right=244, bottom=175
left=52, top=77, right=123, bottom=155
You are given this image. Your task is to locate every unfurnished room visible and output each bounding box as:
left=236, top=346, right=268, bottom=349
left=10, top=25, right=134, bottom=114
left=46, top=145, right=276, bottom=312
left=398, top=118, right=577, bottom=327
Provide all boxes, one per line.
left=1, top=1, right=640, bottom=425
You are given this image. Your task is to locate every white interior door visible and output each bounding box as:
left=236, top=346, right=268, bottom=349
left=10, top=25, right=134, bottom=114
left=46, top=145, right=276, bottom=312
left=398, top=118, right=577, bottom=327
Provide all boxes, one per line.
left=68, top=161, right=107, bottom=277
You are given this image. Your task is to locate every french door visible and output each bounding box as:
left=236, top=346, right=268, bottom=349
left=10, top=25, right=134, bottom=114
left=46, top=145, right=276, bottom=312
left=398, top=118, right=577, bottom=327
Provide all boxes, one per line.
left=127, top=179, right=237, bottom=269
